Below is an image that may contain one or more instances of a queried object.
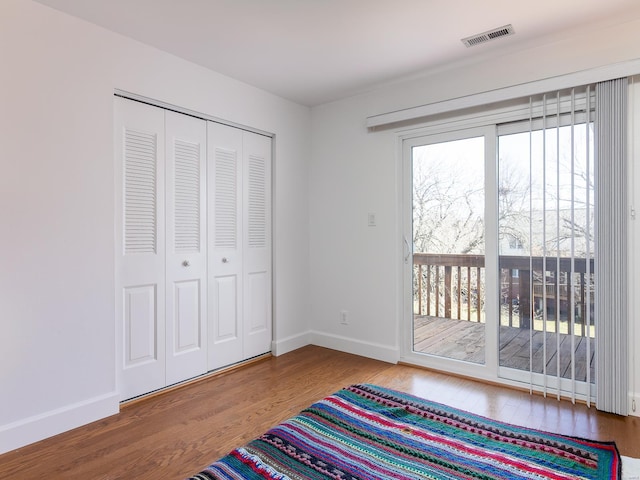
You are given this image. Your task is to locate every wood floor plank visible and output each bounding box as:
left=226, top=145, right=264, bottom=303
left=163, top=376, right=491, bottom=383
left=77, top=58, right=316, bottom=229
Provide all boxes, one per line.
left=0, top=345, right=638, bottom=479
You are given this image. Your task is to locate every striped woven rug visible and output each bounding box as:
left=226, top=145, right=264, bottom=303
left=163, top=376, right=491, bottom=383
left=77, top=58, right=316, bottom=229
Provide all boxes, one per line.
left=187, top=383, right=620, bottom=479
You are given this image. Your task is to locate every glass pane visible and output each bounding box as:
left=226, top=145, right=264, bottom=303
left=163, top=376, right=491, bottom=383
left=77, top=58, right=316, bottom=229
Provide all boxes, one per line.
left=412, top=136, right=485, bottom=364
left=498, top=124, right=594, bottom=383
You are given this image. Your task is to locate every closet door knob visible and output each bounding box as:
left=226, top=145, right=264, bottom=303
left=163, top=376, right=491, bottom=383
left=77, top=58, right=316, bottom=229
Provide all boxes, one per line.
left=182, top=260, right=190, bottom=267
left=222, top=257, right=229, bottom=263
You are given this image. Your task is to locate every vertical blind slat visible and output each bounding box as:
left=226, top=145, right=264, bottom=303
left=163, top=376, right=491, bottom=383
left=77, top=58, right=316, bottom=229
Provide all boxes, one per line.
left=556, top=91, right=562, bottom=401
left=586, top=84, right=592, bottom=407
left=570, top=88, right=577, bottom=405
left=543, top=94, right=549, bottom=397
left=529, top=96, right=534, bottom=395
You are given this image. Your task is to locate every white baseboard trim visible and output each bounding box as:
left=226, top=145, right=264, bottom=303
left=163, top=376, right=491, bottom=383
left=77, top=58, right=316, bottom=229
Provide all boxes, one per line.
left=309, top=331, right=399, bottom=364
left=0, top=392, right=119, bottom=455
left=271, top=331, right=312, bottom=356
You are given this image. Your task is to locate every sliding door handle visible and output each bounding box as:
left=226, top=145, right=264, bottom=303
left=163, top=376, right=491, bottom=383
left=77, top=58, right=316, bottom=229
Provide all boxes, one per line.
left=403, top=236, right=412, bottom=264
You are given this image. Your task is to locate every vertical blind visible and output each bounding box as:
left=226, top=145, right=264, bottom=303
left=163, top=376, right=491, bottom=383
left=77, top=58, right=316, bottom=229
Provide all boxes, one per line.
left=497, top=85, right=597, bottom=404
left=595, top=78, right=629, bottom=415
left=507, top=79, right=628, bottom=412
left=530, top=87, right=595, bottom=404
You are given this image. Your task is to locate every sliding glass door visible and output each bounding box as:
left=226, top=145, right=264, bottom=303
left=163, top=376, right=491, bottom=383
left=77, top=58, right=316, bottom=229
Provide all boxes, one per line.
left=404, top=127, right=498, bottom=376
left=411, top=136, right=486, bottom=363
left=402, top=89, right=596, bottom=400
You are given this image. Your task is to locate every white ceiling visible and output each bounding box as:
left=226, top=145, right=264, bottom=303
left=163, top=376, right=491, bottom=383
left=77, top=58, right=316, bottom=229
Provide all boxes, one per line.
left=35, top=0, right=640, bottom=106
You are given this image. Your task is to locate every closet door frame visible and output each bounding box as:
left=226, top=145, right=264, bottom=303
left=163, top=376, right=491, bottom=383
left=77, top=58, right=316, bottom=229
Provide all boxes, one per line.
left=115, top=92, right=274, bottom=398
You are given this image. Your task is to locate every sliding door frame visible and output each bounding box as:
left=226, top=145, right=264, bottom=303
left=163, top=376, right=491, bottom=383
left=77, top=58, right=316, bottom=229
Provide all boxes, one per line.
left=397, top=91, right=603, bottom=401
left=399, top=125, right=499, bottom=382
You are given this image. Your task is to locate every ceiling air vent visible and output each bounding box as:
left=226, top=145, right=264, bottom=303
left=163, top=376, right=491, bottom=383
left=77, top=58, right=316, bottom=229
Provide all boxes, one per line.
left=461, top=24, right=515, bottom=48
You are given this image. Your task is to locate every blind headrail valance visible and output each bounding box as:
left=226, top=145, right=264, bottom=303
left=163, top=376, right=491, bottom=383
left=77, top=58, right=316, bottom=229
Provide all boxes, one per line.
left=366, top=58, right=640, bottom=129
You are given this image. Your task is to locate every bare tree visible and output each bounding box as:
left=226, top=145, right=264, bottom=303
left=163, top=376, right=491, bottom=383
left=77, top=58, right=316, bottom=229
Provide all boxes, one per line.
left=497, top=160, right=530, bottom=252
left=412, top=158, right=484, bottom=255
left=413, top=154, right=530, bottom=256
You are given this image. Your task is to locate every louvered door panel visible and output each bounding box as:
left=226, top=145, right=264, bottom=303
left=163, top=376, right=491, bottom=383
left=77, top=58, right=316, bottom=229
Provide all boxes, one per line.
left=165, top=111, right=207, bottom=386
left=115, top=97, right=166, bottom=400
left=124, top=131, right=157, bottom=254
left=214, top=148, right=238, bottom=250
left=243, top=132, right=272, bottom=359
left=247, top=154, right=267, bottom=249
left=207, top=122, right=244, bottom=370
left=174, top=140, right=201, bottom=253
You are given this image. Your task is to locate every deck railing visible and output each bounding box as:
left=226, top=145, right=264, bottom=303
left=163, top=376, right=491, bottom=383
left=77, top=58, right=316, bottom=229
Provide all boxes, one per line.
left=413, top=253, right=595, bottom=336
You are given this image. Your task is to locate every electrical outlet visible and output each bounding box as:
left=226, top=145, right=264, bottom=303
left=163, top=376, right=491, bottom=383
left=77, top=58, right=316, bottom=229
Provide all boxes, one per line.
left=340, top=310, right=348, bottom=325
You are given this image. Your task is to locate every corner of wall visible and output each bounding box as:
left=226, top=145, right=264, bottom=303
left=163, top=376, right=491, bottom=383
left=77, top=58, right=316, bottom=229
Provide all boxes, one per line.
left=271, top=332, right=312, bottom=356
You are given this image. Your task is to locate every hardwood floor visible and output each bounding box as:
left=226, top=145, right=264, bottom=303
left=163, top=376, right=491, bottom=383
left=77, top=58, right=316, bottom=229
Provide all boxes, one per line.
left=1, top=345, right=638, bottom=479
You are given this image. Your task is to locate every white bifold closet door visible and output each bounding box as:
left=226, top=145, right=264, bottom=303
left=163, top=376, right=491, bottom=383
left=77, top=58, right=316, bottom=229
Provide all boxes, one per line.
left=207, top=122, right=272, bottom=371
left=164, top=111, right=207, bottom=386
left=115, top=98, right=207, bottom=400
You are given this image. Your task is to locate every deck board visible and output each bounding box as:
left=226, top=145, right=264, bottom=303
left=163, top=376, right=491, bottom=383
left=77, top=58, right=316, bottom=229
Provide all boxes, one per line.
left=413, top=315, right=594, bottom=382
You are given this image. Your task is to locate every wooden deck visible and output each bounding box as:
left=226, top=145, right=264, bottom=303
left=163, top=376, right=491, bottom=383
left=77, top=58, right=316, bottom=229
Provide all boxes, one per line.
left=414, top=316, right=594, bottom=382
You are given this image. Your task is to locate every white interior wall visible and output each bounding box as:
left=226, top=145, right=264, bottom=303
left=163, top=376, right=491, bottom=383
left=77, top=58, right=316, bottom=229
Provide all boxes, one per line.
left=0, top=0, right=310, bottom=454
left=310, top=17, right=640, bottom=407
